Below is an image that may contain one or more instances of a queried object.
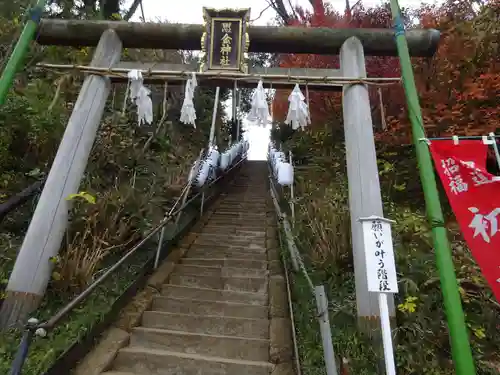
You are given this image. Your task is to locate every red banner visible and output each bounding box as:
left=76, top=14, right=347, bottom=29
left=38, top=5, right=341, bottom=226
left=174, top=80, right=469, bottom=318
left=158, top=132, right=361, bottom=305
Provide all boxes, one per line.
left=429, top=139, right=500, bottom=301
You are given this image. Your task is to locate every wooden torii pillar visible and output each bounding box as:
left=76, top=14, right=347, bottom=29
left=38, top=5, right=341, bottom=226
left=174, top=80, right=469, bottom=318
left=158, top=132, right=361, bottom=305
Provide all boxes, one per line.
left=0, top=17, right=439, bottom=331
left=0, top=30, right=122, bottom=329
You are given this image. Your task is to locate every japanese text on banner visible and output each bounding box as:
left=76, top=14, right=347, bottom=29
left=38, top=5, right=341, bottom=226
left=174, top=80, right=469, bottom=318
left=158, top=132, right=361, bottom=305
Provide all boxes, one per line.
left=429, top=139, right=500, bottom=302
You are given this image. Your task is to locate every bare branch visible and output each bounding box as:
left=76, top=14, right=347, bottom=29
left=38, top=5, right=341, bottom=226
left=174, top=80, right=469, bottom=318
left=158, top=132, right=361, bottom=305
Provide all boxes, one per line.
left=124, top=0, right=143, bottom=21
left=250, top=5, right=273, bottom=23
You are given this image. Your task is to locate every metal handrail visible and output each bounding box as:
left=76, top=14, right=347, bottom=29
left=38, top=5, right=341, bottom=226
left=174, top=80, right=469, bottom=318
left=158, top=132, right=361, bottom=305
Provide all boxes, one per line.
left=268, top=157, right=339, bottom=375
left=9, top=155, right=245, bottom=375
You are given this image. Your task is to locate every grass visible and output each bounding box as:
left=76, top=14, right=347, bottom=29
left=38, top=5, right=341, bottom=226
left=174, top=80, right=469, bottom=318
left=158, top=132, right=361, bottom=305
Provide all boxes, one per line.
left=0, top=112, right=205, bottom=373
left=0, top=245, right=153, bottom=374
left=274, top=125, right=500, bottom=375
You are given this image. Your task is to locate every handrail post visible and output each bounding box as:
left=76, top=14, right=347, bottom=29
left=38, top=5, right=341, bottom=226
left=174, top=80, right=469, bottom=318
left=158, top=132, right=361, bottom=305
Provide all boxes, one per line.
left=9, top=327, right=35, bottom=375
left=209, top=87, right=220, bottom=148
left=153, top=227, right=166, bottom=269
left=314, top=285, right=338, bottom=375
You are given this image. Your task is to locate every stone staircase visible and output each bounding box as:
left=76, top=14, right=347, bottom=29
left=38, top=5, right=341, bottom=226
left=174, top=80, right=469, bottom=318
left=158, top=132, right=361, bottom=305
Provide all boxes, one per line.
left=77, top=162, right=294, bottom=375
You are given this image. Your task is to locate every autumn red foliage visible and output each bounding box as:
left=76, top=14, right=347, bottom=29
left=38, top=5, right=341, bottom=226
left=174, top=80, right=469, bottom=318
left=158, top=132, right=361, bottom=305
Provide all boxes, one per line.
left=273, top=0, right=500, bottom=144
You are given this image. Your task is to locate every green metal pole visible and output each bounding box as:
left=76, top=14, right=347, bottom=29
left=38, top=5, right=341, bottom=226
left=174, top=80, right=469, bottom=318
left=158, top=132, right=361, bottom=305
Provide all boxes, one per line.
left=0, top=0, right=46, bottom=106
left=388, top=1, right=476, bottom=374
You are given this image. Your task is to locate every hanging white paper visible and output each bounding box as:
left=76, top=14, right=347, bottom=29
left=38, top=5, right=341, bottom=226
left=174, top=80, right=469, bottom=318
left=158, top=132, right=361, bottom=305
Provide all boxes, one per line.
left=136, top=86, right=153, bottom=126
left=247, top=80, right=270, bottom=126
left=285, top=84, right=311, bottom=131
left=360, top=216, right=399, bottom=293
left=127, top=69, right=153, bottom=126
left=180, top=72, right=198, bottom=128
left=127, top=69, right=143, bottom=99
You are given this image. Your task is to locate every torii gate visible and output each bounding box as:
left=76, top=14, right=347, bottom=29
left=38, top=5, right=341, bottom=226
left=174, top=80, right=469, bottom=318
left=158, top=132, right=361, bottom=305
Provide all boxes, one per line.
left=2, top=7, right=437, bottom=328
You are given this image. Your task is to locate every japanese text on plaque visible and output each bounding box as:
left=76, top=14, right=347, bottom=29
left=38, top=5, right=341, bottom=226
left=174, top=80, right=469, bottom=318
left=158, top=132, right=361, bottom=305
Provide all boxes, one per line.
left=209, top=18, right=240, bottom=70
left=220, top=22, right=232, bottom=67
left=361, top=216, right=398, bottom=294
left=371, top=219, right=390, bottom=292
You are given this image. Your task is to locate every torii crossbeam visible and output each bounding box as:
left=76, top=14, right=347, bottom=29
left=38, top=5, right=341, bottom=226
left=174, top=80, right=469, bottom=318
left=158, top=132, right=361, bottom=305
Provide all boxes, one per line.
left=36, top=19, right=439, bottom=57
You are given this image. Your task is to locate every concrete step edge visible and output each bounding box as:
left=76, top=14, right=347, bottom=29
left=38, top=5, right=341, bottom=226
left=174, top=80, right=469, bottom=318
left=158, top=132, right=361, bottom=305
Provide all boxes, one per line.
left=117, top=347, right=273, bottom=368
left=143, top=310, right=270, bottom=323
left=152, top=295, right=269, bottom=308
left=131, top=326, right=270, bottom=343
left=183, top=257, right=268, bottom=262
left=185, top=251, right=268, bottom=257
left=171, top=271, right=268, bottom=280
left=175, top=264, right=268, bottom=273
left=162, top=284, right=269, bottom=297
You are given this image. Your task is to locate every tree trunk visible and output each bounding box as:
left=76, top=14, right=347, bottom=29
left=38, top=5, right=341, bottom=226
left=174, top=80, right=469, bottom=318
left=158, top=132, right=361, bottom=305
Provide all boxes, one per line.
left=0, top=30, right=122, bottom=330
left=36, top=19, right=440, bottom=57
left=101, top=0, right=120, bottom=19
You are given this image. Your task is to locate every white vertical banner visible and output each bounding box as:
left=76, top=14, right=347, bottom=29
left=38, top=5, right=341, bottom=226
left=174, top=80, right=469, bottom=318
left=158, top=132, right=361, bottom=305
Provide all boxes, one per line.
left=360, top=215, right=398, bottom=293
left=359, top=215, right=398, bottom=375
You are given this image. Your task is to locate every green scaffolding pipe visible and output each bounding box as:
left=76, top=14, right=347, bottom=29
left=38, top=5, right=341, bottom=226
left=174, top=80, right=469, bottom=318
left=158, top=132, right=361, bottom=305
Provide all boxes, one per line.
left=0, top=0, right=46, bottom=106
left=388, top=1, right=476, bottom=374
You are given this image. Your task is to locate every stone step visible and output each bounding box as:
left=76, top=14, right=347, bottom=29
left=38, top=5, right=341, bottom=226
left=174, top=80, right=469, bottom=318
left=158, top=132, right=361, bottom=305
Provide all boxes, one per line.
left=174, top=264, right=268, bottom=278
left=130, top=327, right=270, bottom=361
left=202, top=222, right=267, bottom=229
left=214, top=209, right=267, bottom=217
left=189, top=242, right=266, bottom=253
left=141, top=311, right=269, bottom=339
left=181, top=258, right=267, bottom=270
left=194, top=228, right=267, bottom=236
left=217, top=200, right=267, bottom=203
left=151, top=296, right=269, bottom=319
left=215, top=208, right=267, bottom=212
left=209, top=217, right=266, bottom=222
left=194, top=238, right=266, bottom=248
left=161, top=285, right=268, bottom=305
left=111, top=347, right=272, bottom=375
left=210, top=214, right=266, bottom=218
left=207, top=219, right=267, bottom=226
left=194, top=236, right=265, bottom=245
left=168, top=274, right=268, bottom=294
left=196, top=231, right=266, bottom=240
left=215, top=210, right=267, bottom=216
left=217, top=204, right=266, bottom=208
left=186, top=250, right=267, bottom=261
